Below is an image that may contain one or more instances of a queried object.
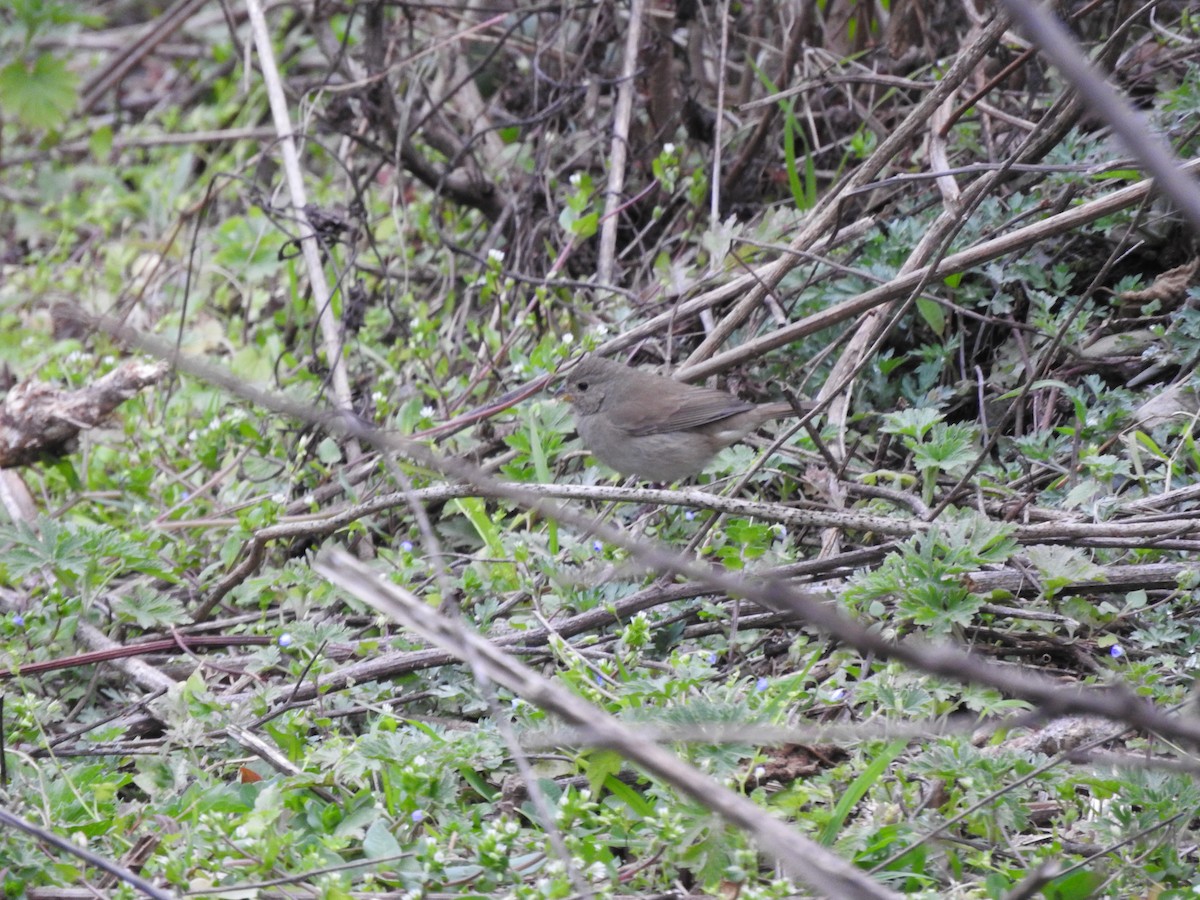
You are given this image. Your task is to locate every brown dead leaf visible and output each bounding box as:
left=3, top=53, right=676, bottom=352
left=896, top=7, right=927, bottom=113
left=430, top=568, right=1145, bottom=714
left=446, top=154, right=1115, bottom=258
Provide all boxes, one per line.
left=1119, top=258, right=1199, bottom=308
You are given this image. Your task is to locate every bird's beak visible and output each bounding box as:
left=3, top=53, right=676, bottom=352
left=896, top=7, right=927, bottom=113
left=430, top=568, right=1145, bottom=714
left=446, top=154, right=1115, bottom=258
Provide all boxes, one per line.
left=552, top=372, right=575, bottom=401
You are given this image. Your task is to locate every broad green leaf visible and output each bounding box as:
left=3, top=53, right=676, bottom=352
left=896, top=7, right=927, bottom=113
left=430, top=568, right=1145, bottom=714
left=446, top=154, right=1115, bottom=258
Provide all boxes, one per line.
left=916, top=296, right=945, bottom=336
left=0, top=55, right=78, bottom=130
left=363, top=819, right=403, bottom=858
left=1025, top=545, right=1104, bottom=598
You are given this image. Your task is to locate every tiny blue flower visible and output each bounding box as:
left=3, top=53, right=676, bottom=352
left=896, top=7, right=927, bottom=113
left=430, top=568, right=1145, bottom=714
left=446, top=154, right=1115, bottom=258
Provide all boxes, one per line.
left=12, top=614, right=23, bottom=627
left=592, top=539, right=603, bottom=552
left=411, top=810, right=425, bottom=823
left=685, top=510, right=696, bottom=521
left=278, top=633, right=293, bottom=648
left=708, top=652, right=718, bottom=664
left=400, top=540, right=414, bottom=552
left=1110, top=645, right=1124, bottom=658
left=756, top=677, right=769, bottom=692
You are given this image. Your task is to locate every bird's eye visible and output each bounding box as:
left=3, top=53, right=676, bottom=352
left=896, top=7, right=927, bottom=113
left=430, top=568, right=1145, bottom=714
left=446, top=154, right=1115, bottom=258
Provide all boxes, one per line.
left=576, top=381, right=589, bottom=391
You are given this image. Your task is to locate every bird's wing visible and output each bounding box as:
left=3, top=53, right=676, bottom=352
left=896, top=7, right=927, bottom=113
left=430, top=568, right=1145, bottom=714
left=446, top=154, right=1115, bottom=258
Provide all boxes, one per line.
left=608, top=390, right=756, bottom=436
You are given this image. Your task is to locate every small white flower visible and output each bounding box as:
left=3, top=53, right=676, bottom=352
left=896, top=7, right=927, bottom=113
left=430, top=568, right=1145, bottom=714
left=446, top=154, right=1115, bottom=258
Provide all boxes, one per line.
left=488, top=249, right=505, bottom=262
left=561, top=334, right=574, bottom=344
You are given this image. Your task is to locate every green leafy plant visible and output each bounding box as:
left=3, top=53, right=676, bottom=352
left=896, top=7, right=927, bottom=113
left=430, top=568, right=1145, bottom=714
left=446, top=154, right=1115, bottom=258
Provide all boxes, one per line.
left=0, top=0, right=99, bottom=130
left=881, top=408, right=982, bottom=504
left=558, top=171, right=599, bottom=240
left=846, top=511, right=1017, bottom=635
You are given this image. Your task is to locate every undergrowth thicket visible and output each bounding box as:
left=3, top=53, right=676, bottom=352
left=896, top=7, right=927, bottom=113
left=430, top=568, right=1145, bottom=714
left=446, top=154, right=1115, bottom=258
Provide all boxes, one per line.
left=1, top=1, right=1200, bottom=897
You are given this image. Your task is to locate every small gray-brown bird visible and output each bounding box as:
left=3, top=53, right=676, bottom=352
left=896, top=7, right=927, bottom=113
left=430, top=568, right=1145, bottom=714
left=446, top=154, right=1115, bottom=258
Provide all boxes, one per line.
left=558, top=354, right=810, bottom=481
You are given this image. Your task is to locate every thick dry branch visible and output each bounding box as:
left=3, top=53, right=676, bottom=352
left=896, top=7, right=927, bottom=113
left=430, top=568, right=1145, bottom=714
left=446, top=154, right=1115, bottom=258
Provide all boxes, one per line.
left=0, top=360, right=169, bottom=469
left=964, top=562, right=1188, bottom=596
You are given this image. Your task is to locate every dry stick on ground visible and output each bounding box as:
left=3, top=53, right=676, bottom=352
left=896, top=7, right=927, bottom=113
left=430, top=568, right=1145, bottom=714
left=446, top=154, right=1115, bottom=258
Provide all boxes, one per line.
left=0, top=635, right=274, bottom=681
left=278, top=548, right=1158, bottom=729
left=0, top=361, right=169, bottom=469
left=193, top=480, right=916, bottom=617
left=316, top=548, right=903, bottom=900
left=682, top=13, right=1010, bottom=369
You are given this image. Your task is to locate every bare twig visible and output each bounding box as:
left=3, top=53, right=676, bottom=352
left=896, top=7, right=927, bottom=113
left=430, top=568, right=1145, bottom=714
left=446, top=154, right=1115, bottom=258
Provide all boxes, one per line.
left=597, top=0, right=645, bottom=287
